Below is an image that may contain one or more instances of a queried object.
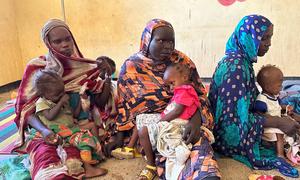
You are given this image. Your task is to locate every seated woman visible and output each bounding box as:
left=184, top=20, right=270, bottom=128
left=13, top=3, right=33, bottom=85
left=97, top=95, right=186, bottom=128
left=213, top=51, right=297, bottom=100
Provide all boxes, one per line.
left=109, top=19, right=220, bottom=180
left=209, top=14, right=300, bottom=178
left=13, top=19, right=109, bottom=179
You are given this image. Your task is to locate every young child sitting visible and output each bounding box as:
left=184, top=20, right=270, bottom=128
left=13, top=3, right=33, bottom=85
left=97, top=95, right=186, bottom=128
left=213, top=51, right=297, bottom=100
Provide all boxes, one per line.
left=77, top=56, right=119, bottom=155
left=94, top=56, right=118, bottom=142
left=255, top=65, right=300, bottom=164
left=33, top=70, right=105, bottom=168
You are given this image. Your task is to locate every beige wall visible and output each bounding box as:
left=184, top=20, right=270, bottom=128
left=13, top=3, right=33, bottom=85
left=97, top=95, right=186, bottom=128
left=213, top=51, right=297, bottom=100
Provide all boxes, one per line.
left=1, top=0, right=300, bottom=85
left=0, top=0, right=23, bottom=85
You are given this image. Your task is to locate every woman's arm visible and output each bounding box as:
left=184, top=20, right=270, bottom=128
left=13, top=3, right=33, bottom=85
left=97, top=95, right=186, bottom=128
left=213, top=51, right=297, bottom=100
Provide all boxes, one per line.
left=263, top=114, right=300, bottom=136
left=160, top=103, right=184, bottom=122
left=94, top=78, right=112, bottom=109
left=183, top=108, right=202, bottom=144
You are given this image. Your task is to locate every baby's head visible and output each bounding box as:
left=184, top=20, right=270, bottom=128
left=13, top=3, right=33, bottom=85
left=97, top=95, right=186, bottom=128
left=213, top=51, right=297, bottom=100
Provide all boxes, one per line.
left=257, top=64, right=283, bottom=96
left=96, top=56, right=116, bottom=78
left=163, top=63, right=191, bottom=90
left=34, top=70, right=65, bottom=103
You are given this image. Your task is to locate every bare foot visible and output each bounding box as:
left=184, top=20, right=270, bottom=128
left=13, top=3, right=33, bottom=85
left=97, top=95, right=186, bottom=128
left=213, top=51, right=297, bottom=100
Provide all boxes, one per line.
left=84, top=163, right=108, bottom=178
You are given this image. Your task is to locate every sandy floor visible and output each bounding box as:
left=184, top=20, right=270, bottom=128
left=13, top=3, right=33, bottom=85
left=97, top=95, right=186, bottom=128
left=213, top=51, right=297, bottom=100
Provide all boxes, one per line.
left=91, top=157, right=300, bottom=180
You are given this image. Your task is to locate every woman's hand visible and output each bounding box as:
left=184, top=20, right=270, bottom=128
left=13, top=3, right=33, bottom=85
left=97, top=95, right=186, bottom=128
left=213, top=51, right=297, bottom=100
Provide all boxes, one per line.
left=264, top=115, right=300, bottom=136
left=183, top=109, right=202, bottom=144
left=96, top=59, right=112, bottom=78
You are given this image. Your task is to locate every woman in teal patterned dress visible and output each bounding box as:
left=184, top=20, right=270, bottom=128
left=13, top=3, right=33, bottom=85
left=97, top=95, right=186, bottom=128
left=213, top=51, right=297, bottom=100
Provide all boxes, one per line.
left=209, top=14, right=300, bottom=177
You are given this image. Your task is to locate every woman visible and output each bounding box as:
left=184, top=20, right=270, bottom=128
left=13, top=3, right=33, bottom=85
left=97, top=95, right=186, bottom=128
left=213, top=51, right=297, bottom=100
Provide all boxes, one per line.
left=209, top=15, right=300, bottom=178
left=115, top=19, right=220, bottom=180
left=13, top=19, right=109, bottom=179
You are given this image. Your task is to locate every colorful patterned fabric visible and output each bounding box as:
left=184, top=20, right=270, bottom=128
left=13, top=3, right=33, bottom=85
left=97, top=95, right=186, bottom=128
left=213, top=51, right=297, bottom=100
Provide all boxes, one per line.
left=14, top=19, right=103, bottom=150
left=26, top=139, right=84, bottom=180
left=0, top=104, right=18, bottom=153
left=117, top=19, right=211, bottom=131
left=13, top=19, right=104, bottom=179
left=0, top=154, right=30, bottom=180
left=208, top=15, right=298, bottom=177
left=117, top=19, right=220, bottom=179
left=50, top=124, right=101, bottom=158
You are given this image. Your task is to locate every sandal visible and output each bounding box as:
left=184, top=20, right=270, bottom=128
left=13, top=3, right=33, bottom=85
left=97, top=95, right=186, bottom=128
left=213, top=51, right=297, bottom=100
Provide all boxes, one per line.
left=139, top=165, right=157, bottom=180
left=111, top=147, right=135, bottom=159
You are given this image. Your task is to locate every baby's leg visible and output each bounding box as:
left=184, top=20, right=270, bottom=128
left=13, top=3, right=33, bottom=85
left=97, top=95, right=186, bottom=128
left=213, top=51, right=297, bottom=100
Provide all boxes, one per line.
left=127, top=126, right=139, bottom=148
left=276, top=133, right=285, bottom=158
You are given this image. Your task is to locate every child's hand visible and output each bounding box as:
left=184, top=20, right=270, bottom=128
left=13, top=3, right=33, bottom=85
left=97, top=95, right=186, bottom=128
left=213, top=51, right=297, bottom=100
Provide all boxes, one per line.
left=42, top=130, right=61, bottom=145
left=60, top=94, right=69, bottom=106
left=287, top=105, right=294, bottom=116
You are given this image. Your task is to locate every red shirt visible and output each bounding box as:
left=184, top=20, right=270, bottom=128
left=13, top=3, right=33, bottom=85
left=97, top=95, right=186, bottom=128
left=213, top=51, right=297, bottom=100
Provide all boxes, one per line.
left=161, top=85, right=200, bottom=120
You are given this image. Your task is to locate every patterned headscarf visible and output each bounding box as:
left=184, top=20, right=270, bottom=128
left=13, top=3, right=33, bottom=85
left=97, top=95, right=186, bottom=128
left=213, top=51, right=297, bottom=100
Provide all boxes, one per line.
left=226, top=15, right=272, bottom=63
left=140, top=19, right=174, bottom=55
left=40, top=19, right=84, bottom=76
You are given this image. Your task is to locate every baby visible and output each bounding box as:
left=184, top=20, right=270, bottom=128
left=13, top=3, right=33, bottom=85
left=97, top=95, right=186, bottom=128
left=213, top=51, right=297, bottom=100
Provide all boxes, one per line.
left=255, top=65, right=300, bottom=164
left=34, top=70, right=102, bottom=165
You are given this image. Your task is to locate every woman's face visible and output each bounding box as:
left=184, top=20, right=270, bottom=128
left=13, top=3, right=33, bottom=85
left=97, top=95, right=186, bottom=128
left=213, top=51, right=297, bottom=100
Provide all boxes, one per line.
left=257, top=25, right=273, bottom=57
left=48, top=27, right=74, bottom=57
left=148, top=26, right=175, bottom=61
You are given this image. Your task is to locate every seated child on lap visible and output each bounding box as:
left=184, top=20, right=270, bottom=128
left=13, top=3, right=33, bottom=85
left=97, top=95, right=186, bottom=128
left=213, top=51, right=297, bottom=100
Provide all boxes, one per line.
left=255, top=65, right=300, bottom=163
left=34, top=70, right=102, bottom=164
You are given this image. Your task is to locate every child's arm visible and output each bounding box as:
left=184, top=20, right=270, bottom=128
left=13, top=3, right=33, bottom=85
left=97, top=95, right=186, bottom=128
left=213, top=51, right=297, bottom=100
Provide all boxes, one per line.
left=42, top=94, right=69, bottom=120
left=160, top=103, right=184, bottom=122
left=94, top=78, right=112, bottom=109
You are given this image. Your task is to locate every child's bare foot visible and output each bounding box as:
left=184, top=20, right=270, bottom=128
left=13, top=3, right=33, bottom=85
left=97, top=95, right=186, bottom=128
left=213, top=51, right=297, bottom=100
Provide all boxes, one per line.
left=84, top=163, right=108, bottom=178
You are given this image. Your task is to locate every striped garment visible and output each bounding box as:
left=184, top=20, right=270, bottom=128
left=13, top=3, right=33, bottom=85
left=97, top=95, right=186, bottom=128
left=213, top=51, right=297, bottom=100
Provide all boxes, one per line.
left=0, top=104, right=18, bottom=153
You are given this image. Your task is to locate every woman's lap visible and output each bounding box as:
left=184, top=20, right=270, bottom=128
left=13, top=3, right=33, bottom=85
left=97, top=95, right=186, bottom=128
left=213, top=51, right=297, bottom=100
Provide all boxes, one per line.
left=26, top=138, right=84, bottom=179
left=137, top=113, right=221, bottom=179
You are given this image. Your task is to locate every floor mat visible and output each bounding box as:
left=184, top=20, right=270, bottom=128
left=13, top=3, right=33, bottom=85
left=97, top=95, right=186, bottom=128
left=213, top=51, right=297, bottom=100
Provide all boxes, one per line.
left=0, top=103, right=18, bottom=153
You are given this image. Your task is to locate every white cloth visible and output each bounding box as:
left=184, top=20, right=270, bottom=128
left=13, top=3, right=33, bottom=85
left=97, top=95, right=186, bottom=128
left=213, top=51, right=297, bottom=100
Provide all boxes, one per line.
left=136, top=114, right=191, bottom=180
left=256, top=93, right=284, bottom=141
left=156, top=119, right=191, bottom=180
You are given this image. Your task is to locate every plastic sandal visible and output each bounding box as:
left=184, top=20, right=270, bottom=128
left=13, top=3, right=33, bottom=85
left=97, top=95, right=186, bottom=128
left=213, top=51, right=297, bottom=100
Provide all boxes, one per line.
left=139, top=165, right=157, bottom=180
left=111, top=147, right=135, bottom=159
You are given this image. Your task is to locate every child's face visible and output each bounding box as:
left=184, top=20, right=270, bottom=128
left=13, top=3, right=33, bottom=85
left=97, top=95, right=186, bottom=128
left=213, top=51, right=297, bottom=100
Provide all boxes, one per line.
left=42, top=81, right=65, bottom=103
left=163, top=67, right=188, bottom=91
left=263, top=69, right=283, bottom=96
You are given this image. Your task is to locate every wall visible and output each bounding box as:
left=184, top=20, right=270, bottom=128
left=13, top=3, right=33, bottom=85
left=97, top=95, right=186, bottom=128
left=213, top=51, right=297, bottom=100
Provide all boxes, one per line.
left=0, top=0, right=23, bottom=85
left=63, top=0, right=300, bottom=78
left=1, top=0, right=300, bottom=85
